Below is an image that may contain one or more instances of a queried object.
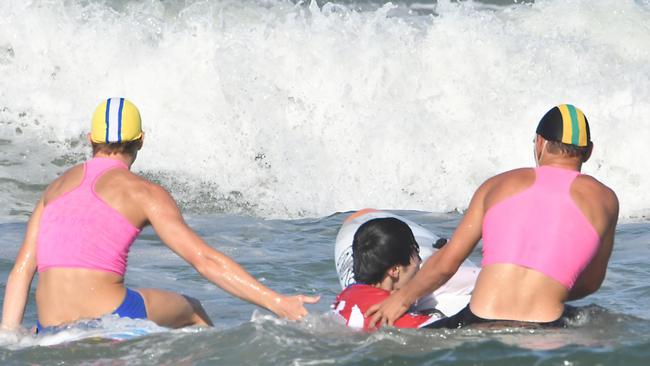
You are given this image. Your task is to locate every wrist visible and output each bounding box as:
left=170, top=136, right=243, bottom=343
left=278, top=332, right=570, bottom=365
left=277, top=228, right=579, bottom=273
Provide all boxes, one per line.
left=398, top=284, right=418, bottom=307
left=260, top=291, right=284, bottom=313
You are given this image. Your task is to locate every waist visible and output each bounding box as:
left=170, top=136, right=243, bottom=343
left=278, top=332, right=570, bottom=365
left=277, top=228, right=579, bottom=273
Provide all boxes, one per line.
left=481, top=242, right=597, bottom=289
left=470, top=264, right=568, bottom=322
left=38, top=263, right=126, bottom=276
left=36, top=268, right=127, bottom=327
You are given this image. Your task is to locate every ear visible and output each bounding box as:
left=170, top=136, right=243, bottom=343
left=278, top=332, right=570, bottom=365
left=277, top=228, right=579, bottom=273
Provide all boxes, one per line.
left=87, top=133, right=93, bottom=144
left=137, top=132, right=145, bottom=150
left=535, top=134, right=546, bottom=153
left=386, top=266, right=400, bottom=280
left=582, top=141, right=593, bottom=162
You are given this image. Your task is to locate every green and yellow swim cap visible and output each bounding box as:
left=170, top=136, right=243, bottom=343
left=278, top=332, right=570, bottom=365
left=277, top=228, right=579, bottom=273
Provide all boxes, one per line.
left=535, top=104, right=591, bottom=147
left=91, top=98, right=142, bottom=143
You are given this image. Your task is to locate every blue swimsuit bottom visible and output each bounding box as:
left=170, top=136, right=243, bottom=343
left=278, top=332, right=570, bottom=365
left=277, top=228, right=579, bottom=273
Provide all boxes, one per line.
left=37, top=288, right=147, bottom=333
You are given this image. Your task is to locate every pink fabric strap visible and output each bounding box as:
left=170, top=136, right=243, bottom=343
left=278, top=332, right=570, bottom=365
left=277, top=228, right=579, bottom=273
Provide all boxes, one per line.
left=36, top=157, right=140, bottom=275
left=481, top=166, right=600, bottom=289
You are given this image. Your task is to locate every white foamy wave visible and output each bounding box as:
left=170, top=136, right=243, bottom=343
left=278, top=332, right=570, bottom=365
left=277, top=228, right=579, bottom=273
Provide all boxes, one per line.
left=0, top=0, right=648, bottom=219
left=0, top=315, right=167, bottom=349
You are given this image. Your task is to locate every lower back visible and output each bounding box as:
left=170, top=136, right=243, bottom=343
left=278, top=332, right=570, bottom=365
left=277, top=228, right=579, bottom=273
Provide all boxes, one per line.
left=36, top=268, right=127, bottom=327
left=469, top=264, right=568, bottom=322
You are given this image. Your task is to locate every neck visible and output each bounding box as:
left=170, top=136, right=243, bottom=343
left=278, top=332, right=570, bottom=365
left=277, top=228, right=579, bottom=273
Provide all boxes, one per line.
left=372, top=277, right=395, bottom=292
left=539, top=159, right=582, bottom=172
left=93, top=152, right=135, bottom=169
left=538, top=153, right=582, bottom=172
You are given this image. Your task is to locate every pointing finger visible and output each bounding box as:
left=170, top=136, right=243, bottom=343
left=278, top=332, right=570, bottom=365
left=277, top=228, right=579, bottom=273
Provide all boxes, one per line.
left=300, top=295, right=320, bottom=304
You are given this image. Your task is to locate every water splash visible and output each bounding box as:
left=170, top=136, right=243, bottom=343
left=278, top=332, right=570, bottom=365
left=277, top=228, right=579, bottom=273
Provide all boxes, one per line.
left=0, top=0, right=648, bottom=219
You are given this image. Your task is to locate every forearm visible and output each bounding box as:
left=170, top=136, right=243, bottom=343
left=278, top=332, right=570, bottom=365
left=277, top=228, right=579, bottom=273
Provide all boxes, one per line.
left=2, top=199, right=41, bottom=329
left=146, top=191, right=314, bottom=318
left=401, top=252, right=456, bottom=305
left=1, top=270, right=35, bottom=330
left=195, top=253, right=281, bottom=311
left=567, top=288, right=587, bottom=301
left=401, top=186, right=484, bottom=304
left=567, top=276, right=600, bottom=301
left=363, top=249, right=460, bottom=327
left=568, top=228, right=613, bottom=301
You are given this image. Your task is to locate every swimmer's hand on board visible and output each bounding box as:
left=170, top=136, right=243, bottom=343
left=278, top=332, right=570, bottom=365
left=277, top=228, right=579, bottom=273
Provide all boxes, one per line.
left=365, top=290, right=411, bottom=328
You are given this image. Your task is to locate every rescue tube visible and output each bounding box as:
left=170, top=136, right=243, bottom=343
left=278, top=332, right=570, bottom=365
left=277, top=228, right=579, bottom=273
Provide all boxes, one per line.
left=334, top=209, right=479, bottom=316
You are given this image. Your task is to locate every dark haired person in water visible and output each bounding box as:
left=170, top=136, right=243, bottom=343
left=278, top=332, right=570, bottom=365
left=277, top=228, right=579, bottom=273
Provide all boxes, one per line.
left=333, top=217, right=441, bottom=330
left=366, top=104, right=619, bottom=329
left=1, top=98, right=318, bottom=333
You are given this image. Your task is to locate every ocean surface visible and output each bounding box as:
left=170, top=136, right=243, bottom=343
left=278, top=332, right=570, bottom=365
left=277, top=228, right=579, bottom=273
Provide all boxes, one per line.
left=1, top=0, right=649, bottom=364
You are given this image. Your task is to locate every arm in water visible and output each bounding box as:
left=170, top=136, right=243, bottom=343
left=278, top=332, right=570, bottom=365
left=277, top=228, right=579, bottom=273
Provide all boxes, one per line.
left=138, top=181, right=319, bottom=320
left=365, top=180, right=488, bottom=327
left=1, top=200, right=42, bottom=330
left=569, top=186, right=619, bottom=301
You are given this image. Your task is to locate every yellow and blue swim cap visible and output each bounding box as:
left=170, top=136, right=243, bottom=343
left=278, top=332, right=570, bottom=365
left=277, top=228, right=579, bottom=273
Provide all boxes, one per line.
left=535, top=104, right=591, bottom=147
left=91, top=98, right=142, bottom=143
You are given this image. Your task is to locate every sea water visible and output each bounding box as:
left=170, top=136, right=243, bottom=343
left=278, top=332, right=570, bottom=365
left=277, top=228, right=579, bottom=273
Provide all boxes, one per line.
left=1, top=0, right=649, bottom=364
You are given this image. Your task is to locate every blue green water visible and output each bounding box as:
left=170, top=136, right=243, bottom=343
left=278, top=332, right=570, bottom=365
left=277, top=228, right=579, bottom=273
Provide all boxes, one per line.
left=1, top=0, right=649, bottom=364
left=1, top=212, right=649, bottom=365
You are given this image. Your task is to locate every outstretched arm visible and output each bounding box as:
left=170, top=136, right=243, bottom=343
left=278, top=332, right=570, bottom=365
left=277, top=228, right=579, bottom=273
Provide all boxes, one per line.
left=569, top=191, right=619, bottom=300
left=365, top=182, right=488, bottom=328
left=1, top=200, right=42, bottom=330
left=139, top=183, right=319, bottom=320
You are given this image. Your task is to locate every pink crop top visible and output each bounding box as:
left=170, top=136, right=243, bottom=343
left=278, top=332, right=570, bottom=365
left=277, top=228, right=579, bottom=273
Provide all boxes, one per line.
left=36, top=157, right=141, bottom=276
left=482, top=166, right=600, bottom=289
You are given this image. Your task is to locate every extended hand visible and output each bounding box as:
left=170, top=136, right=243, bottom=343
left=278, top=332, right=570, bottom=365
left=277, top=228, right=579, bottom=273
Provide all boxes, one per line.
left=365, top=291, right=410, bottom=328
left=270, top=294, right=320, bottom=320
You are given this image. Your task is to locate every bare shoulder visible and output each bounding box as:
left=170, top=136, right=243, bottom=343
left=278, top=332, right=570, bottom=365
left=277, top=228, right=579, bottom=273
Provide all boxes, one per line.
left=479, top=167, right=535, bottom=196
left=114, top=171, right=174, bottom=203
left=121, top=174, right=184, bottom=227
left=463, top=168, right=535, bottom=213
left=105, top=171, right=179, bottom=224
left=48, top=163, right=84, bottom=186
left=487, top=168, right=534, bottom=183
left=43, top=163, right=85, bottom=202
left=575, top=174, right=619, bottom=207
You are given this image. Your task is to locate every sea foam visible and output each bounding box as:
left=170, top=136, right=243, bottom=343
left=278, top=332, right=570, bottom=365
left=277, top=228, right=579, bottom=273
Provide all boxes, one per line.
left=0, top=0, right=648, bottom=219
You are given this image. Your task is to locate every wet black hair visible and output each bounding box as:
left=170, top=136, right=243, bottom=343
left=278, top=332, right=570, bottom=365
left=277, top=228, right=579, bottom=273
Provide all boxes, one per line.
left=352, top=217, right=420, bottom=285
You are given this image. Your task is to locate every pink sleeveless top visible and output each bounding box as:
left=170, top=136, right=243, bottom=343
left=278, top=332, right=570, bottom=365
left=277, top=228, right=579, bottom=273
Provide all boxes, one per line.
left=36, top=158, right=141, bottom=276
left=482, top=166, right=600, bottom=289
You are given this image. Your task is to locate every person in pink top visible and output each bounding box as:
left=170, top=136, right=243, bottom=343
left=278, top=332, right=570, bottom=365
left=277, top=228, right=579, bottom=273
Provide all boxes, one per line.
left=1, top=98, right=318, bottom=333
left=366, top=104, right=619, bottom=328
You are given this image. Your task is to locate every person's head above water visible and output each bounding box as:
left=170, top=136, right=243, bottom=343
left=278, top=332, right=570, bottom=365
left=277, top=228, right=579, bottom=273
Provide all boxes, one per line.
left=352, top=218, right=421, bottom=290
left=535, top=104, right=593, bottom=164
left=89, top=98, right=144, bottom=156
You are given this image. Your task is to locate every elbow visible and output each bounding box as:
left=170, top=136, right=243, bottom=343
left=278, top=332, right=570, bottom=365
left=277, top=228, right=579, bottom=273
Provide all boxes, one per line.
left=438, top=251, right=463, bottom=279
left=569, top=280, right=601, bottom=301
left=193, top=261, right=208, bottom=277
left=189, top=254, right=212, bottom=277
left=429, top=256, right=458, bottom=284
left=580, top=281, right=601, bottom=297
left=423, top=248, right=461, bottom=283
left=8, top=264, right=35, bottom=283
left=438, top=263, right=458, bottom=283
left=191, top=252, right=228, bottom=279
